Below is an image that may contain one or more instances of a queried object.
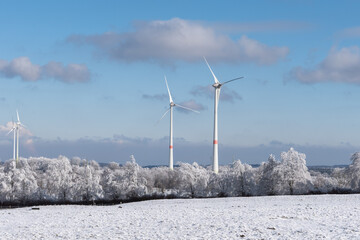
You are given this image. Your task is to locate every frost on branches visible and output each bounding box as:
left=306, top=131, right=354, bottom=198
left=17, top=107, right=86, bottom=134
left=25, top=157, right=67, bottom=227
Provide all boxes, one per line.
left=0, top=148, right=358, bottom=206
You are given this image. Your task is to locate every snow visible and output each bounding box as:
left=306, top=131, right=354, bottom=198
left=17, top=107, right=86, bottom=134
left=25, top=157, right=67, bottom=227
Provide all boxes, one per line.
left=1, top=194, right=359, bottom=239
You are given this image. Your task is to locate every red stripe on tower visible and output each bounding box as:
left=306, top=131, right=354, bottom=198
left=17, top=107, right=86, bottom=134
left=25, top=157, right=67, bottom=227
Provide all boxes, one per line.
left=169, top=145, right=173, bottom=149
left=213, top=140, right=218, bottom=144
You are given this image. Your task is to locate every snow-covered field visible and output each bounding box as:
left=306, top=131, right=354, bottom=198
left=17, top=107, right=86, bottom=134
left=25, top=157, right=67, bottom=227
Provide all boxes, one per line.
left=1, top=194, right=360, bottom=239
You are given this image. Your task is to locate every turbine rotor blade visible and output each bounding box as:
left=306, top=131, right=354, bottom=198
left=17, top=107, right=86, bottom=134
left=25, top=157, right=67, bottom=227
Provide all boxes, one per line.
left=156, top=107, right=171, bottom=125
left=175, top=104, right=200, bottom=113
left=164, top=76, right=173, bottom=103
left=16, top=110, right=20, bottom=122
left=203, top=57, right=219, bottom=84
left=7, top=128, right=15, bottom=135
left=222, top=77, right=244, bottom=85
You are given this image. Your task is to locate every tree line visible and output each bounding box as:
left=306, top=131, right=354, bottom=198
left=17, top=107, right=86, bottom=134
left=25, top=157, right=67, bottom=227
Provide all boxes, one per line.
left=0, top=148, right=359, bottom=206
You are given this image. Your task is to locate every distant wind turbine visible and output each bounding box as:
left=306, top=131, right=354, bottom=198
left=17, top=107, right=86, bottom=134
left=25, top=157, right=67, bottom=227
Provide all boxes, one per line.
left=159, top=76, right=199, bottom=170
left=204, top=57, right=244, bottom=174
left=14, top=110, right=27, bottom=163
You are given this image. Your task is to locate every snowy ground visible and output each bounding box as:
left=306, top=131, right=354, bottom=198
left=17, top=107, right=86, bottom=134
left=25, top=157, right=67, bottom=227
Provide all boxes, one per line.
left=1, top=194, right=360, bottom=239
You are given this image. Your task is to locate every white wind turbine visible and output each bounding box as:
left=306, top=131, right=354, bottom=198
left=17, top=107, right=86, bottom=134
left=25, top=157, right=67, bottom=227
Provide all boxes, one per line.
left=159, top=76, right=199, bottom=170
left=13, top=110, right=27, bottom=163
left=204, top=57, right=244, bottom=174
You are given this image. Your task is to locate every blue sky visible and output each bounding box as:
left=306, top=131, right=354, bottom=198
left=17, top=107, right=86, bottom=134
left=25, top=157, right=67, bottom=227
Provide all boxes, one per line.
left=1, top=0, right=360, bottom=166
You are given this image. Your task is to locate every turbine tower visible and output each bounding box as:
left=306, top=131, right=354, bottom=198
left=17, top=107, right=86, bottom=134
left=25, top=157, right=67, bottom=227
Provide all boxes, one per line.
left=204, top=57, right=243, bottom=174
left=159, top=76, right=199, bottom=170
left=7, top=121, right=16, bottom=160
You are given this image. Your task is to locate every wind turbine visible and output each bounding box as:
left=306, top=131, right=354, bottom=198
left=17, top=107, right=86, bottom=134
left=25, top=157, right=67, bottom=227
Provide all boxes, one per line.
left=159, top=76, right=199, bottom=170
left=15, top=110, right=26, bottom=163
left=204, top=57, right=244, bottom=174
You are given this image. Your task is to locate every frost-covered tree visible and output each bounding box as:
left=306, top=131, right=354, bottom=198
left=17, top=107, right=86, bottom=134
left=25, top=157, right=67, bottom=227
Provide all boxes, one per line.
left=273, top=148, right=313, bottom=195
left=2, top=159, right=38, bottom=203
left=177, top=162, right=210, bottom=197
left=258, top=155, right=281, bottom=195
left=311, top=171, right=338, bottom=193
left=229, top=160, right=252, bottom=196
left=73, top=160, right=103, bottom=201
left=347, top=152, right=360, bottom=191
left=0, top=163, right=11, bottom=203
left=45, top=156, right=74, bottom=201
left=121, top=156, right=148, bottom=198
left=209, top=166, right=232, bottom=197
left=331, top=167, right=348, bottom=189
left=151, top=167, right=180, bottom=194
left=100, top=164, right=122, bottom=200
left=1, top=161, right=16, bottom=202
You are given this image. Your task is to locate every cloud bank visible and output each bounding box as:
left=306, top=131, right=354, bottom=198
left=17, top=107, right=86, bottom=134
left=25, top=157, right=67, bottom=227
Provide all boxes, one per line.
left=0, top=120, right=356, bottom=166
left=67, top=18, right=289, bottom=65
left=289, top=46, right=360, bottom=84
left=0, top=57, right=91, bottom=83
left=0, top=133, right=356, bottom=166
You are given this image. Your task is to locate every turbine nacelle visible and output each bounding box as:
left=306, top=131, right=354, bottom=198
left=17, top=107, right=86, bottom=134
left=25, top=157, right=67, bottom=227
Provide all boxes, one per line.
left=212, top=82, right=222, bottom=88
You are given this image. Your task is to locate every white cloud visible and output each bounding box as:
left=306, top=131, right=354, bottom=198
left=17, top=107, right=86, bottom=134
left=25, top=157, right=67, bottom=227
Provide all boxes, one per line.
left=0, top=121, right=33, bottom=137
left=0, top=57, right=91, bottom=83
left=0, top=57, right=41, bottom=81
left=289, top=46, right=360, bottom=84
left=67, top=18, right=289, bottom=65
left=43, top=62, right=90, bottom=83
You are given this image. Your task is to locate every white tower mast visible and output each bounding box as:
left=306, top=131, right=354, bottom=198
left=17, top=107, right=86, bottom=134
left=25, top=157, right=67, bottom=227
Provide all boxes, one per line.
left=213, top=86, right=220, bottom=173
left=16, top=124, right=19, bottom=162
left=13, top=127, right=16, bottom=160
left=7, top=122, right=16, bottom=160
left=165, top=76, right=175, bottom=170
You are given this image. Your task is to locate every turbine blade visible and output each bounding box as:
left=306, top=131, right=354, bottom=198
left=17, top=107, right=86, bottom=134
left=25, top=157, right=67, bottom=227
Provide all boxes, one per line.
left=19, top=123, right=27, bottom=129
left=222, top=77, right=244, bottom=85
left=175, top=104, right=200, bottom=113
left=155, top=107, right=171, bottom=125
left=7, top=128, right=15, bottom=135
left=203, top=57, right=219, bottom=84
left=16, top=110, right=20, bottom=122
left=217, top=88, right=221, bottom=103
left=164, top=76, right=173, bottom=103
